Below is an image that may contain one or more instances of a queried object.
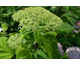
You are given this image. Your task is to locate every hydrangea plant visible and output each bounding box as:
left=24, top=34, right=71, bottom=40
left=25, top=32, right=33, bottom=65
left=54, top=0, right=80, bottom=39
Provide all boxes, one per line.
left=8, top=7, right=63, bottom=49
left=7, top=7, right=63, bottom=59
left=12, top=7, right=63, bottom=33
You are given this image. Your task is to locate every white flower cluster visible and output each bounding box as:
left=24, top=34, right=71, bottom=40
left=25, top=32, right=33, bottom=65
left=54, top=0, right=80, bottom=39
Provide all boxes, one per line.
left=66, top=46, right=80, bottom=59
left=57, top=42, right=64, bottom=56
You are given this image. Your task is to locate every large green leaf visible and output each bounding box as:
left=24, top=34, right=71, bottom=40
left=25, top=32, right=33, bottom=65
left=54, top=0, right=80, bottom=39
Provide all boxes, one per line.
left=57, top=22, right=74, bottom=35
left=34, top=30, right=58, bottom=46
left=42, top=32, right=61, bottom=59
left=0, top=37, right=13, bottom=59
left=17, top=44, right=32, bottom=59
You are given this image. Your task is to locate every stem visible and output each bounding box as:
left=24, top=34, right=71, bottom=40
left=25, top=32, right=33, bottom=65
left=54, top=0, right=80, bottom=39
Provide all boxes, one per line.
left=60, top=6, right=62, bottom=17
left=1, top=6, right=3, bottom=21
left=29, top=38, right=35, bottom=51
left=56, top=6, right=59, bottom=15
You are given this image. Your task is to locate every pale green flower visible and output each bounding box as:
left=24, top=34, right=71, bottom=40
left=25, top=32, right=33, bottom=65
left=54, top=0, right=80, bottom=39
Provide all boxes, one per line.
left=12, top=7, right=63, bottom=33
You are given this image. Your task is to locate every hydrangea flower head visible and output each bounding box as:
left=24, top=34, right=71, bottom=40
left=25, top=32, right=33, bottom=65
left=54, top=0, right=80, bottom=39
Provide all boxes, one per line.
left=12, top=7, right=63, bottom=33
left=66, top=46, right=80, bottom=59
left=57, top=42, right=64, bottom=56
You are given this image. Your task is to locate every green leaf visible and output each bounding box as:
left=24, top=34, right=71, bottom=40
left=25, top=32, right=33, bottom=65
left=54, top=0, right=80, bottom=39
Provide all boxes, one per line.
left=0, top=13, right=12, bottom=17
left=17, top=44, right=32, bottom=59
left=0, top=21, right=10, bottom=27
left=74, top=32, right=80, bottom=47
left=61, top=12, right=72, bottom=18
left=67, top=17, right=74, bottom=25
left=58, top=37, right=72, bottom=47
left=34, top=30, right=43, bottom=46
left=42, top=32, right=61, bottom=59
left=35, top=49, right=49, bottom=59
left=58, top=22, right=74, bottom=35
left=0, top=37, right=13, bottom=59
left=1, top=23, right=8, bottom=32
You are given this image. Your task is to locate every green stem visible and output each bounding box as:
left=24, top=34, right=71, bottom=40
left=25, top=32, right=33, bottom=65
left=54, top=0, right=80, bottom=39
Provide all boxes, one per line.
left=29, top=38, right=35, bottom=51
left=56, top=6, right=59, bottom=15
left=60, top=6, right=62, bottom=17
left=1, top=6, right=3, bottom=21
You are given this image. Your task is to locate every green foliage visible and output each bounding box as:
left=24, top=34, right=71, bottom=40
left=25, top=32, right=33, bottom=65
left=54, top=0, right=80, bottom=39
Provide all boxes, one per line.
left=57, top=22, right=74, bottom=35
left=34, top=30, right=43, bottom=46
left=74, top=32, right=80, bottom=47
left=0, top=37, right=13, bottom=59
left=17, top=44, right=32, bottom=59
left=34, top=49, right=49, bottom=59
left=41, top=32, right=61, bottom=59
